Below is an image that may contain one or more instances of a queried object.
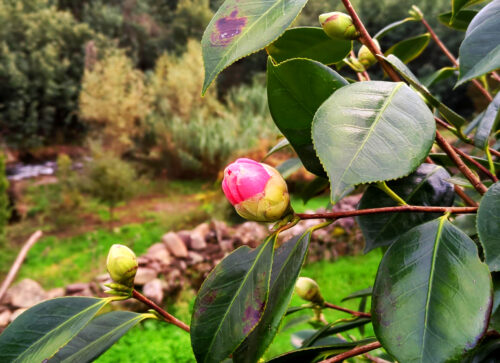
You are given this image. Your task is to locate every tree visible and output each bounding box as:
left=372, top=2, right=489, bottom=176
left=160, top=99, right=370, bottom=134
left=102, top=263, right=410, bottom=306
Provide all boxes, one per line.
left=0, top=152, right=10, bottom=246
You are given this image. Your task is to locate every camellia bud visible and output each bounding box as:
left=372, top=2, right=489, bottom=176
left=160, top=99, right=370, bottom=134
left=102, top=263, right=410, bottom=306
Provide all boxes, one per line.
left=319, top=12, right=360, bottom=40
left=106, top=244, right=138, bottom=288
left=357, top=39, right=380, bottom=69
left=222, top=158, right=291, bottom=222
left=295, top=277, right=324, bottom=304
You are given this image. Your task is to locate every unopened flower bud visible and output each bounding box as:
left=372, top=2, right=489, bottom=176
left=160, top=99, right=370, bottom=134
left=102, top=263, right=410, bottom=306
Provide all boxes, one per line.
left=106, top=244, right=138, bottom=288
left=319, top=12, right=360, bottom=40
left=357, top=39, right=380, bottom=69
left=295, top=277, right=324, bottom=304
left=222, top=158, right=291, bottom=222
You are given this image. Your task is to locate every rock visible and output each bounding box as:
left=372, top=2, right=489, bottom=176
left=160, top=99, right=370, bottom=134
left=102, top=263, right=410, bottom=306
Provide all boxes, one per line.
left=7, top=279, right=47, bottom=308
left=176, top=230, right=192, bottom=246
left=146, top=243, right=171, bottom=265
left=162, top=232, right=188, bottom=258
left=187, top=251, right=204, bottom=265
left=189, top=231, right=207, bottom=251
left=137, top=256, right=150, bottom=266
left=212, top=220, right=230, bottom=242
left=46, top=287, right=65, bottom=299
left=134, top=267, right=158, bottom=285
left=10, top=308, right=28, bottom=322
left=0, top=310, right=11, bottom=327
left=234, top=222, right=268, bottom=247
left=143, top=279, right=164, bottom=305
left=219, top=239, right=234, bottom=252
left=66, top=283, right=93, bottom=297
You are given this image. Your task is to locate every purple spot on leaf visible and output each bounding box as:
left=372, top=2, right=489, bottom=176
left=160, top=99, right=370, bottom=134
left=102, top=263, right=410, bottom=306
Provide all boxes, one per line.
left=211, top=10, right=247, bottom=47
left=242, top=302, right=265, bottom=334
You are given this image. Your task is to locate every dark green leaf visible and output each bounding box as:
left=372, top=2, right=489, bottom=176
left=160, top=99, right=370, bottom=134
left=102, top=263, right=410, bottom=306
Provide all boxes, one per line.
left=374, top=18, right=414, bottom=40
left=234, top=230, right=312, bottom=363
left=281, top=315, right=312, bottom=331
left=430, top=153, right=500, bottom=170
left=475, top=92, right=500, bottom=149
left=341, top=287, right=373, bottom=302
left=358, top=164, right=454, bottom=252
left=385, top=54, right=467, bottom=128
left=201, top=0, right=308, bottom=94
left=385, top=33, right=431, bottom=63
left=276, top=158, right=302, bottom=179
left=452, top=214, right=478, bottom=236
left=372, top=218, right=492, bottom=363
left=0, top=297, right=110, bottom=362
left=267, top=27, right=351, bottom=65
left=457, top=0, right=500, bottom=86
left=462, top=338, right=500, bottom=363
left=49, top=311, right=150, bottom=363
left=477, top=181, right=500, bottom=271
left=438, top=10, right=478, bottom=31
left=312, top=81, right=435, bottom=203
left=302, top=318, right=372, bottom=347
left=266, top=338, right=376, bottom=363
left=489, top=274, right=500, bottom=331
left=264, top=139, right=291, bottom=160
left=300, top=177, right=329, bottom=204
left=285, top=305, right=313, bottom=316
left=451, top=0, right=487, bottom=23
left=422, top=67, right=458, bottom=88
left=267, top=57, right=348, bottom=176
left=191, top=235, right=276, bottom=363
left=292, top=330, right=345, bottom=348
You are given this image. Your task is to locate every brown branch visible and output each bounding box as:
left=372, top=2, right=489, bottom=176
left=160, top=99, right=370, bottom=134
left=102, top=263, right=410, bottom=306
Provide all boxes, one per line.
left=296, top=205, right=477, bottom=220
left=452, top=146, right=499, bottom=182
left=133, top=289, right=190, bottom=332
left=341, top=0, right=402, bottom=82
left=0, top=230, right=43, bottom=303
left=324, top=301, right=371, bottom=318
left=420, top=17, right=492, bottom=102
left=435, top=131, right=489, bottom=194
left=321, top=341, right=382, bottom=363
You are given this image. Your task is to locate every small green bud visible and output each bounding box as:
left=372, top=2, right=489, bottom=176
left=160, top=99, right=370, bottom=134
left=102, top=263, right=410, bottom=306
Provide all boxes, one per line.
left=408, top=5, right=423, bottom=21
left=106, top=244, right=138, bottom=289
left=319, top=12, right=360, bottom=40
left=295, top=277, right=324, bottom=304
left=357, top=39, right=380, bottom=69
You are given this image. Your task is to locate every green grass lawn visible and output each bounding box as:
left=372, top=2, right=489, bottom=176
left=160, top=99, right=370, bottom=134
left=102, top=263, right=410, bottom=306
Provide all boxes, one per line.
left=98, top=251, right=382, bottom=362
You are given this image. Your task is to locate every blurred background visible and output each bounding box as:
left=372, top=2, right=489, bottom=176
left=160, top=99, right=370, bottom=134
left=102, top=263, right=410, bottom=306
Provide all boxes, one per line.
left=0, top=0, right=486, bottom=361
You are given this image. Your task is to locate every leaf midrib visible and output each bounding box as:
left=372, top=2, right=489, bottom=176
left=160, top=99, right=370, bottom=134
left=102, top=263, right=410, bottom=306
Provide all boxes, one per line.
left=15, top=298, right=108, bottom=362
left=203, top=235, right=274, bottom=363
left=420, top=217, right=447, bottom=359
left=336, top=83, right=404, bottom=193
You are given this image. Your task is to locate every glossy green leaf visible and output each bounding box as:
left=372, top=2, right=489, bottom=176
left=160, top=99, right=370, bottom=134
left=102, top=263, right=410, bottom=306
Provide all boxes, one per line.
left=291, top=330, right=344, bottom=348
left=358, top=164, right=455, bottom=252
left=266, top=27, right=351, bottom=65
left=201, top=0, right=308, bottom=94
left=49, top=311, right=150, bottom=363
left=276, top=158, right=302, bottom=179
left=452, top=0, right=487, bottom=23
left=422, top=67, right=458, bottom=88
left=302, top=318, right=372, bottom=347
left=430, top=152, right=500, bottom=170
left=385, top=54, right=467, bottom=128
left=385, top=33, right=431, bottom=63
left=452, top=214, right=477, bottom=236
left=267, top=57, right=347, bottom=176
left=300, top=177, right=329, bottom=204
left=457, top=0, right=500, bottom=86
left=372, top=218, right=492, bottom=363
left=341, top=287, right=372, bottom=302
left=191, top=235, right=276, bottom=363
left=475, top=92, right=500, bottom=149
left=374, top=18, right=414, bottom=40
left=312, top=81, right=435, bottom=203
left=266, top=338, right=376, bottom=363
left=0, top=297, right=110, bottom=362
left=285, top=305, right=313, bottom=316
left=477, top=182, right=500, bottom=271
left=438, top=10, right=478, bottom=31
left=264, top=138, right=290, bottom=160
left=234, top=230, right=312, bottom=363
left=281, top=315, right=311, bottom=331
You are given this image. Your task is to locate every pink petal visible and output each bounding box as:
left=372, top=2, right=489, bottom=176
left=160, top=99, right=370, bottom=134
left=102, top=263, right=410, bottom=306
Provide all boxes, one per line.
left=222, top=159, right=271, bottom=204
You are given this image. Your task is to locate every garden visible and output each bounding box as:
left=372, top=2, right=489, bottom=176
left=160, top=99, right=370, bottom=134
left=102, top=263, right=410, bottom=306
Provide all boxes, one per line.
left=0, top=0, right=499, bottom=362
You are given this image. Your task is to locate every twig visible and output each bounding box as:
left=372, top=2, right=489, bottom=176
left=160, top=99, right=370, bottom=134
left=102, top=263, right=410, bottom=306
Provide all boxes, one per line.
left=452, top=146, right=499, bottom=182
left=419, top=16, right=492, bottom=102
left=0, top=230, right=43, bottom=302
left=435, top=131, right=489, bottom=194
left=296, top=205, right=477, bottom=220
left=324, top=301, right=371, bottom=318
left=133, top=289, right=190, bottom=332
left=320, top=341, right=382, bottom=363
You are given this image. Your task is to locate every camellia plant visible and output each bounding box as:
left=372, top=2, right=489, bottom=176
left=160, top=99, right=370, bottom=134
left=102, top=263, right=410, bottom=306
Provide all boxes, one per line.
left=1, top=0, right=500, bottom=362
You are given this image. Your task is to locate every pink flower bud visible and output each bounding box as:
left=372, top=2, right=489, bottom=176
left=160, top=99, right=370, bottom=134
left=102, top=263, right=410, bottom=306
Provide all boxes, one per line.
left=222, top=158, right=291, bottom=222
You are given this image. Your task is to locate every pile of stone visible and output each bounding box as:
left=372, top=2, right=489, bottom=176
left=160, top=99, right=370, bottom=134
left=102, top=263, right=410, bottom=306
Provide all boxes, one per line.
left=0, top=195, right=363, bottom=332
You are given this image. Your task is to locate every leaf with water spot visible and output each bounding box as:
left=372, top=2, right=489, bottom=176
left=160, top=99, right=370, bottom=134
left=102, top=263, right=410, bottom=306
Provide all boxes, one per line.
left=201, top=0, right=309, bottom=94
left=190, top=235, right=275, bottom=363
left=312, top=81, right=435, bottom=203
left=372, top=218, right=492, bottom=363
